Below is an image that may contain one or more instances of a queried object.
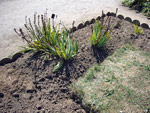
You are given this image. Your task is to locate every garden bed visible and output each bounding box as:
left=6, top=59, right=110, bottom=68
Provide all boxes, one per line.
left=0, top=15, right=150, bottom=113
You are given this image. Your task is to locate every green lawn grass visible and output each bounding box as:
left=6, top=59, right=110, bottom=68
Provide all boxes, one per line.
left=70, top=44, right=150, bottom=113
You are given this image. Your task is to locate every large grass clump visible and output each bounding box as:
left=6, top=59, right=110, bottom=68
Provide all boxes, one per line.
left=14, top=13, right=78, bottom=71
left=71, top=44, right=150, bottom=113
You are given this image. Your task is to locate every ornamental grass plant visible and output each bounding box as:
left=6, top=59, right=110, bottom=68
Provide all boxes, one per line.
left=90, top=13, right=112, bottom=48
left=14, top=12, right=78, bottom=71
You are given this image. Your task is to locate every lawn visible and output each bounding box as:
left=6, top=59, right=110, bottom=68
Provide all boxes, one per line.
left=71, top=44, right=150, bottom=113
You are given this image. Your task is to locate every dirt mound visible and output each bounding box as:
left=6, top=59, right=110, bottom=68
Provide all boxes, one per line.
left=0, top=16, right=150, bottom=112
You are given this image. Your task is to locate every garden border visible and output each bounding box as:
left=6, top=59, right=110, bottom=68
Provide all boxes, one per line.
left=0, top=12, right=149, bottom=66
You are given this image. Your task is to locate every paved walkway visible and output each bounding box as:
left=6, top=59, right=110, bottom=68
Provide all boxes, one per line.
left=0, top=0, right=149, bottom=59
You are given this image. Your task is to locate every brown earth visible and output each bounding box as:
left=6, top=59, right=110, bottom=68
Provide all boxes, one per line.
left=0, top=16, right=150, bottom=113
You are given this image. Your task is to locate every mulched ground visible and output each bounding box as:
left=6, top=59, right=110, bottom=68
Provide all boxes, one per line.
left=0, top=16, right=150, bottom=113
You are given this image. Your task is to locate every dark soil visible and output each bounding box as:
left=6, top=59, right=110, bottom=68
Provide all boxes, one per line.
left=0, top=16, right=150, bottom=113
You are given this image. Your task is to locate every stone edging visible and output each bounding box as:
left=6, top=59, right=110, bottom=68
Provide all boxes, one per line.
left=70, top=12, right=149, bottom=32
left=0, top=53, right=23, bottom=66
left=0, top=12, right=149, bottom=66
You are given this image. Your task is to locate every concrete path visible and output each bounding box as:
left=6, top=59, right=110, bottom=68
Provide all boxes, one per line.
left=0, top=0, right=149, bottom=59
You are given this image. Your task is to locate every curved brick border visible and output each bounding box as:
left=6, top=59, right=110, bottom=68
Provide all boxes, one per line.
left=117, top=15, right=124, bottom=20
left=77, top=23, right=85, bottom=29
left=125, top=17, right=132, bottom=23
left=90, top=18, right=96, bottom=24
left=0, top=52, right=23, bottom=66
left=69, top=11, right=150, bottom=32
left=84, top=21, right=90, bottom=26
left=141, top=23, right=149, bottom=29
left=1, top=11, right=149, bottom=66
left=132, top=20, right=140, bottom=26
left=96, top=16, right=101, bottom=20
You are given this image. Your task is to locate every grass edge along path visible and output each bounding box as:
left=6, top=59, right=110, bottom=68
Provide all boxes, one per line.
left=70, top=44, right=150, bottom=113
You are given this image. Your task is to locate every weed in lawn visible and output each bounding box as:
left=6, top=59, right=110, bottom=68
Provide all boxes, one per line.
left=133, top=59, right=142, bottom=66
left=93, top=64, right=101, bottom=72
left=104, top=75, right=116, bottom=84
left=82, top=67, right=98, bottom=83
left=85, top=68, right=95, bottom=81
left=104, top=89, right=114, bottom=97
left=14, top=12, right=78, bottom=71
left=144, top=65, right=150, bottom=71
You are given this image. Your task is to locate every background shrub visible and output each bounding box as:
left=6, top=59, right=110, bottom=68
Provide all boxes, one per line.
left=122, top=0, right=150, bottom=16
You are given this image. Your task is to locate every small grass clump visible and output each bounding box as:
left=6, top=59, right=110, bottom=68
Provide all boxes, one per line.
left=134, top=24, right=143, bottom=35
left=14, top=12, right=78, bottom=71
left=90, top=13, right=112, bottom=48
left=71, top=44, right=150, bottom=113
